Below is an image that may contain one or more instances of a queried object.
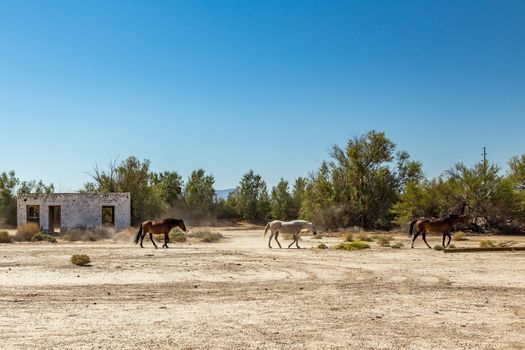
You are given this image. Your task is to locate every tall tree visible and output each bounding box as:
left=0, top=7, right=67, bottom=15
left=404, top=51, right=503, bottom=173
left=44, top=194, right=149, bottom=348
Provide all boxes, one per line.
left=183, top=169, right=216, bottom=219
left=270, top=178, right=294, bottom=220
left=235, top=170, right=270, bottom=222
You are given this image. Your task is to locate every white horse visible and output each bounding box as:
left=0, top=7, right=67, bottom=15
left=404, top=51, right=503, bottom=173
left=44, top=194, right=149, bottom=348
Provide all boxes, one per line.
left=264, top=220, right=317, bottom=249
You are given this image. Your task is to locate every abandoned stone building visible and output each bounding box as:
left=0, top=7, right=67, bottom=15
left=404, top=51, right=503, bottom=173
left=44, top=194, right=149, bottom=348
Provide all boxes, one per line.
left=17, top=193, right=131, bottom=232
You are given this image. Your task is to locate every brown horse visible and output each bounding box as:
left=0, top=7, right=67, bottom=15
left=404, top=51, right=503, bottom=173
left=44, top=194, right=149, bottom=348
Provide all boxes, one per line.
left=134, top=218, right=187, bottom=248
left=409, top=214, right=466, bottom=248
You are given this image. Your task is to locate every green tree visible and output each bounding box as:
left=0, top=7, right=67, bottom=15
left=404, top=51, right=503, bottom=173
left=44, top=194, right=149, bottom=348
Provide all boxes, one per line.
left=235, top=170, right=270, bottom=222
left=183, top=169, right=216, bottom=219
left=151, top=171, right=184, bottom=207
left=270, top=178, right=294, bottom=220
left=0, top=171, right=19, bottom=225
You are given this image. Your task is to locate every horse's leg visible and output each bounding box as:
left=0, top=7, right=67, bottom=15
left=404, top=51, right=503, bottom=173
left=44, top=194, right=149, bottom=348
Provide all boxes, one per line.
left=422, top=232, right=431, bottom=249
left=274, top=231, right=282, bottom=249
left=288, top=234, right=295, bottom=248
left=163, top=232, right=169, bottom=248
left=442, top=233, right=446, bottom=247
left=411, top=231, right=420, bottom=248
left=140, top=233, right=146, bottom=248
left=446, top=230, right=452, bottom=247
left=268, top=231, right=274, bottom=248
left=149, top=232, right=158, bottom=249
left=295, top=233, right=301, bottom=249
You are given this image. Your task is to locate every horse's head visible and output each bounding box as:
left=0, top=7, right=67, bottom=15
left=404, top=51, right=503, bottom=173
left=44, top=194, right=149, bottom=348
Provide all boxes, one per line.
left=177, top=219, right=187, bottom=232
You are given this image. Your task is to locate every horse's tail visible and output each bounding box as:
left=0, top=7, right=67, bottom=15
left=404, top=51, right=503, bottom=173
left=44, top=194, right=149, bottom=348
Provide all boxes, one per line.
left=264, top=222, right=271, bottom=237
left=134, top=223, right=143, bottom=244
left=408, top=219, right=417, bottom=237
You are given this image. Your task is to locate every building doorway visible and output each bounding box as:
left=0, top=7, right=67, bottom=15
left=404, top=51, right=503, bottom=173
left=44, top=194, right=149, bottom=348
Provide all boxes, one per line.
left=102, top=206, right=115, bottom=227
left=48, top=206, right=61, bottom=233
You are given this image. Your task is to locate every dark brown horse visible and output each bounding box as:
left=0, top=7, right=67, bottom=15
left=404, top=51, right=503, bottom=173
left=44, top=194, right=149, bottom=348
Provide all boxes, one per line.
left=134, top=218, right=187, bottom=248
left=409, top=214, right=466, bottom=248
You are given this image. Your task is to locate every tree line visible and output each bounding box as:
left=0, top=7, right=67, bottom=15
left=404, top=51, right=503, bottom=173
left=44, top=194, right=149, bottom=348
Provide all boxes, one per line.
left=2, top=130, right=525, bottom=232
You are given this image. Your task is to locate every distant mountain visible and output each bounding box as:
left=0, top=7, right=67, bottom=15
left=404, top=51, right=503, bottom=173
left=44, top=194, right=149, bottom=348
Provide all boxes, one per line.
left=215, top=188, right=235, bottom=200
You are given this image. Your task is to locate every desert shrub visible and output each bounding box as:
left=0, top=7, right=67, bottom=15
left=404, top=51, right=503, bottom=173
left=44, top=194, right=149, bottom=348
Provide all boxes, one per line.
left=334, top=240, right=370, bottom=251
left=71, top=254, right=91, bottom=266
left=375, top=235, right=393, bottom=247
left=453, top=232, right=467, bottom=241
left=480, top=240, right=497, bottom=248
left=187, top=230, right=223, bottom=243
left=390, top=242, right=404, bottom=249
left=447, top=243, right=456, bottom=249
left=356, top=233, right=374, bottom=242
left=31, top=232, right=57, bottom=243
left=169, top=231, right=187, bottom=243
left=311, top=234, right=323, bottom=240
left=62, top=227, right=111, bottom=242
left=433, top=245, right=445, bottom=251
left=16, top=223, right=40, bottom=241
left=317, top=243, right=328, bottom=249
left=0, top=231, right=12, bottom=243
left=344, top=232, right=353, bottom=242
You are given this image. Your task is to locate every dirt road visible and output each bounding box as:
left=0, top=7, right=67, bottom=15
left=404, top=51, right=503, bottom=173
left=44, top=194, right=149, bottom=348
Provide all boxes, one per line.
left=1, top=229, right=525, bottom=349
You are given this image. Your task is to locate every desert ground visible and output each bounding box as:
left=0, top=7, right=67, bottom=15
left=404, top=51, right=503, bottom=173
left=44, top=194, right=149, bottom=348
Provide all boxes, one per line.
left=1, top=228, right=525, bottom=350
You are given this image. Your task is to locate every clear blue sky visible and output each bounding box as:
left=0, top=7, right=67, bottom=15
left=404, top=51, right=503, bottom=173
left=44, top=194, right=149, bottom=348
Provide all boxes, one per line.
left=1, top=0, right=524, bottom=191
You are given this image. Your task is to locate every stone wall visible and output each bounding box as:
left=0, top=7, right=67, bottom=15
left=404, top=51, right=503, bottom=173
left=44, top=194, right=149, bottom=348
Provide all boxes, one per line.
left=17, top=193, right=131, bottom=231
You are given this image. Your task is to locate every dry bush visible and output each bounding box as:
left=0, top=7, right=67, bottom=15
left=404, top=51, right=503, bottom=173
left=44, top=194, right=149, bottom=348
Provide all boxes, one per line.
left=356, top=233, right=374, bottom=242
left=0, top=231, right=12, bottom=243
left=187, top=230, right=223, bottom=243
left=390, top=242, right=404, bottom=249
left=31, top=232, right=57, bottom=243
left=317, top=243, right=328, bottom=249
left=169, top=231, right=187, bottom=243
left=375, top=235, right=393, bottom=247
left=334, top=240, right=370, bottom=251
left=112, top=227, right=137, bottom=242
left=71, top=254, right=91, bottom=266
left=344, top=232, right=353, bottom=242
left=62, top=227, right=112, bottom=242
left=16, top=223, right=39, bottom=241
left=453, top=232, right=467, bottom=241
left=480, top=240, right=497, bottom=248
left=433, top=244, right=445, bottom=251
left=447, top=243, right=456, bottom=249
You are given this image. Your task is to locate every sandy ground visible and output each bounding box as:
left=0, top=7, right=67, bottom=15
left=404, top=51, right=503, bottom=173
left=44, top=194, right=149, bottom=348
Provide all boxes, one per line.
left=1, top=228, right=525, bottom=350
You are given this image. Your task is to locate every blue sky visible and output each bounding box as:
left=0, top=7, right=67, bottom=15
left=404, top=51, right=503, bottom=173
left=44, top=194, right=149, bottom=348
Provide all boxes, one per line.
left=1, top=0, right=524, bottom=191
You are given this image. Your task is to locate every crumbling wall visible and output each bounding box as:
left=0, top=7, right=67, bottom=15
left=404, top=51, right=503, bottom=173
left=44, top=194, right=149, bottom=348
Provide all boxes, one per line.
left=17, top=193, right=131, bottom=231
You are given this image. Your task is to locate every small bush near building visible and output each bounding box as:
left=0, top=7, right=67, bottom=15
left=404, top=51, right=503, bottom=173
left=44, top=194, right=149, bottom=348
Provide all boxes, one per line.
left=0, top=231, right=13, bottom=243
left=31, top=232, right=57, bottom=243
left=334, top=240, right=370, bottom=251
left=71, top=254, right=91, bottom=266
left=16, top=223, right=40, bottom=241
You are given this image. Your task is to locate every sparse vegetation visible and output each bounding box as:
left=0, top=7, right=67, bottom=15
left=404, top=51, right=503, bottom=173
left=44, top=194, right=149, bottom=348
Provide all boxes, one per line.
left=344, top=232, right=353, bottom=242
left=453, top=232, right=467, bottom=241
left=169, top=231, right=187, bottom=243
left=71, top=254, right=91, bottom=266
left=0, top=231, right=12, bottom=243
left=433, top=245, right=445, bottom=251
left=317, top=243, right=328, bottom=249
left=480, top=240, right=497, bottom=248
left=334, top=240, right=370, bottom=251
left=15, top=223, right=39, bottom=241
left=447, top=243, right=456, bottom=249
left=31, top=232, right=57, bottom=243
left=187, top=230, right=223, bottom=243
left=374, top=235, right=393, bottom=247
left=356, top=233, right=374, bottom=242
left=62, top=227, right=112, bottom=242
left=390, top=242, right=404, bottom=249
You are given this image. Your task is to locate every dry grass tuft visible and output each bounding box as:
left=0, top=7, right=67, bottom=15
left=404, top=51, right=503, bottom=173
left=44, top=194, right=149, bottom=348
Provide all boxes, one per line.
left=187, top=230, right=223, bottom=243
left=433, top=244, right=445, bottom=251
left=31, top=232, right=57, bottom=243
left=71, top=254, right=91, bottom=266
left=480, top=240, right=497, bottom=248
left=16, top=223, right=39, bottom=241
left=374, top=235, right=393, bottom=247
left=334, top=240, right=370, bottom=251
left=344, top=232, right=353, bottom=242
left=453, top=232, right=467, bottom=241
left=62, top=227, right=112, bottom=242
left=356, top=233, right=374, bottom=242
left=0, top=231, right=13, bottom=243
left=317, top=243, right=328, bottom=249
